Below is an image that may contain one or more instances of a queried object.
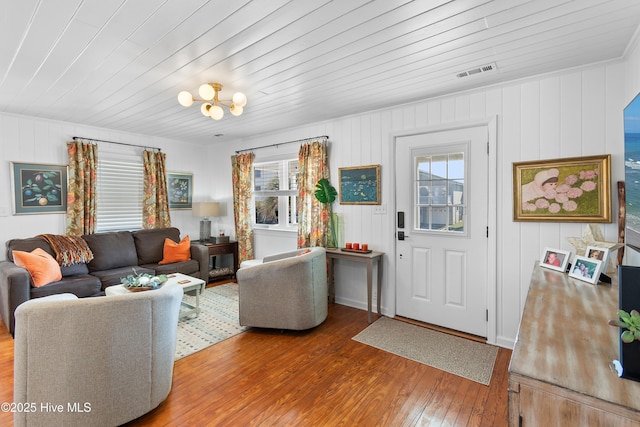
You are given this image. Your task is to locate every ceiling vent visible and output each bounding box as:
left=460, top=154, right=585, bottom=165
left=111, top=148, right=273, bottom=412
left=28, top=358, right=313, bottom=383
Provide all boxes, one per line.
left=456, top=62, right=497, bottom=79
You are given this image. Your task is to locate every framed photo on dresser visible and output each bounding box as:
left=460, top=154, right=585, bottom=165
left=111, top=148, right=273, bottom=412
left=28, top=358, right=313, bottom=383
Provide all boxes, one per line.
left=540, top=248, right=570, bottom=272
left=568, top=255, right=603, bottom=285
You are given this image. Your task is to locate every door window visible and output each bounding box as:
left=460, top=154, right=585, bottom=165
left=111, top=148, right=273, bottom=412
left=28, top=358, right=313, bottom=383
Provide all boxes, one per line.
left=414, top=148, right=466, bottom=233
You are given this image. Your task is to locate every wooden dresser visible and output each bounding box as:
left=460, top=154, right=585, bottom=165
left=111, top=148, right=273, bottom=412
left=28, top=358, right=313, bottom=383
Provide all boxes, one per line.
left=508, top=262, right=640, bottom=426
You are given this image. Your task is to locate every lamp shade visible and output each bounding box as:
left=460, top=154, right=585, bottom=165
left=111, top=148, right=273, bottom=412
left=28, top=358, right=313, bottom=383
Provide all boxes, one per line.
left=201, top=103, right=212, bottom=116
left=232, top=92, right=247, bottom=107
left=199, top=83, right=215, bottom=100
left=178, top=91, right=194, bottom=107
left=230, top=104, right=243, bottom=116
left=209, top=105, right=224, bottom=120
left=192, top=202, right=220, bottom=218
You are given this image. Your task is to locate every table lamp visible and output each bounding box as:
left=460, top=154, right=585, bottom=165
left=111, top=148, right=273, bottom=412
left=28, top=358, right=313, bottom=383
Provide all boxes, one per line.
left=192, top=202, right=220, bottom=242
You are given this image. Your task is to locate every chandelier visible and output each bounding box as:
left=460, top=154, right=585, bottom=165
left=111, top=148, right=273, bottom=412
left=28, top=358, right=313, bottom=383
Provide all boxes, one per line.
left=177, top=82, right=247, bottom=120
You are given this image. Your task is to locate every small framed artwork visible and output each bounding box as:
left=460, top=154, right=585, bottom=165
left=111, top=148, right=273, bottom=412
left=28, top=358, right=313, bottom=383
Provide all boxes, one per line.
left=339, top=164, right=381, bottom=205
left=540, top=248, right=571, bottom=272
left=568, top=255, right=603, bottom=285
left=513, top=154, right=611, bottom=222
left=585, top=245, right=610, bottom=271
left=167, top=172, right=193, bottom=209
left=11, top=162, right=67, bottom=214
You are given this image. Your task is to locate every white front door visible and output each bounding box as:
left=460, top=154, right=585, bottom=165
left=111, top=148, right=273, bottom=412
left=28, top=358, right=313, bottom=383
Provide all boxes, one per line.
left=395, top=125, right=489, bottom=337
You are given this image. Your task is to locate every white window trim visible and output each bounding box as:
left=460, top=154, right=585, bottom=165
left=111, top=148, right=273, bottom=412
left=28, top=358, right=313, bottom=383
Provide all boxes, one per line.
left=252, top=156, right=298, bottom=232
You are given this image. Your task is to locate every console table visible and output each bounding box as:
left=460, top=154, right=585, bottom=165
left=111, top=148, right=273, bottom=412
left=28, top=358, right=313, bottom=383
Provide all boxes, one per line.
left=326, top=248, right=384, bottom=323
left=508, top=262, right=640, bottom=426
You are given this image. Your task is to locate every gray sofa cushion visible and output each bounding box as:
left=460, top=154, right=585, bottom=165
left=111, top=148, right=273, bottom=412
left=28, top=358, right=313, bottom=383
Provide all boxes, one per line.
left=83, top=231, right=138, bottom=272
left=6, top=237, right=89, bottom=277
left=30, top=275, right=102, bottom=299
left=91, top=266, right=155, bottom=290
left=6, top=237, right=51, bottom=261
left=60, top=263, right=90, bottom=277
left=132, top=227, right=181, bottom=265
left=141, top=259, right=200, bottom=277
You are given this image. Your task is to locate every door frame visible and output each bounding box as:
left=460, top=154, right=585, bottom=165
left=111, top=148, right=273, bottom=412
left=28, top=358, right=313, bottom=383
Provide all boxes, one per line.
left=387, top=117, right=498, bottom=345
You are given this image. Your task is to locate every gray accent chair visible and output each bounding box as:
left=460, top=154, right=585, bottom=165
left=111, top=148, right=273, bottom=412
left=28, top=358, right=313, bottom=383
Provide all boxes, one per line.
left=237, top=247, right=328, bottom=330
left=13, top=282, right=183, bottom=427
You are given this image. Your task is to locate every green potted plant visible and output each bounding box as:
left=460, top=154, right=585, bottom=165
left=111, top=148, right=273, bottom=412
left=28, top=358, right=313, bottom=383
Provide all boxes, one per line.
left=314, top=178, right=339, bottom=248
left=314, top=178, right=337, bottom=204
left=609, top=309, right=640, bottom=343
left=609, top=309, right=640, bottom=381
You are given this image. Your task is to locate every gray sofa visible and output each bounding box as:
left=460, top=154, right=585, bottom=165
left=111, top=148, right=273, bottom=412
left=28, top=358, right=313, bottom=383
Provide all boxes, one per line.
left=0, top=227, right=208, bottom=336
left=13, top=282, right=183, bottom=427
left=237, top=247, right=328, bottom=330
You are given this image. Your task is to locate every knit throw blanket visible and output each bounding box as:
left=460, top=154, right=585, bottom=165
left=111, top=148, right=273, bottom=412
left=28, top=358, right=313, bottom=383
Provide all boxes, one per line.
left=37, top=234, right=94, bottom=267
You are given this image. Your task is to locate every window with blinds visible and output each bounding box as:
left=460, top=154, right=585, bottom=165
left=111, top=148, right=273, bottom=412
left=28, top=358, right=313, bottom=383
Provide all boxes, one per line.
left=253, top=158, right=298, bottom=229
left=96, top=152, right=144, bottom=232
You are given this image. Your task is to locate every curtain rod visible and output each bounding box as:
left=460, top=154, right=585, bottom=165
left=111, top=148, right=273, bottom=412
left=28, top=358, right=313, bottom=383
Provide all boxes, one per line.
left=72, top=136, right=161, bottom=152
left=235, top=135, right=329, bottom=154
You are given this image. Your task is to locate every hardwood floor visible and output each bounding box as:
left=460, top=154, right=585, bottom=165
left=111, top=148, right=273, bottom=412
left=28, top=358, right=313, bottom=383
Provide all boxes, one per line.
left=0, top=303, right=511, bottom=426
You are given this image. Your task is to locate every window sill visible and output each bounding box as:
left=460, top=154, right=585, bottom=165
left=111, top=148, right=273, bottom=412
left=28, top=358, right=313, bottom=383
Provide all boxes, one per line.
left=253, top=226, right=297, bottom=234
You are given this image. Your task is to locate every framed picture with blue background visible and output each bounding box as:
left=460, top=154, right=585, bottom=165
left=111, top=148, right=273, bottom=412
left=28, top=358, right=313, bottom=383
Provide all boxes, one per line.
left=338, top=164, right=381, bottom=205
left=167, top=172, right=193, bottom=209
left=11, top=162, right=67, bottom=214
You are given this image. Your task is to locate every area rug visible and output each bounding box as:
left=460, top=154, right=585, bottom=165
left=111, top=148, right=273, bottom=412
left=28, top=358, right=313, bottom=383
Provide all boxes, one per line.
left=352, top=317, right=498, bottom=385
left=174, top=283, right=248, bottom=360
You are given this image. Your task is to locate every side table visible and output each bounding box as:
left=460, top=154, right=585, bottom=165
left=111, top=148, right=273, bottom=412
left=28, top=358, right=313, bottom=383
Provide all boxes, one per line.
left=326, top=248, right=384, bottom=323
left=197, top=240, right=239, bottom=282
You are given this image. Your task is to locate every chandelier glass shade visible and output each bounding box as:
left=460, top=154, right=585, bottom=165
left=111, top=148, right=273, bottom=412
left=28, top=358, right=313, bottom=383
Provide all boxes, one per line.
left=178, top=82, right=247, bottom=120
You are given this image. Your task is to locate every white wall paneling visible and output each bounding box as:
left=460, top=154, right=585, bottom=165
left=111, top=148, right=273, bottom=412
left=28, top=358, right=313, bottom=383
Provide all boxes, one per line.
left=215, top=57, right=631, bottom=348
left=2, top=44, right=640, bottom=346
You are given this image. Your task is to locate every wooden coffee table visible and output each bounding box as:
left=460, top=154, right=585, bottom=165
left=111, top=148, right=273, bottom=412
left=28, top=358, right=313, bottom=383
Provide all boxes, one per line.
left=105, top=273, right=206, bottom=319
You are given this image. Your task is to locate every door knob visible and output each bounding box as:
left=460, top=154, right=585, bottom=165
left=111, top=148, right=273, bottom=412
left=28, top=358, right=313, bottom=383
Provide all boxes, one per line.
left=397, top=231, right=409, bottom=240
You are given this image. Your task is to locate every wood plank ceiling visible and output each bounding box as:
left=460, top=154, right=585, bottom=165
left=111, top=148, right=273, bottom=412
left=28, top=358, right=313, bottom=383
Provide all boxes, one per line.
left=1, top=0, right=639, bottom=145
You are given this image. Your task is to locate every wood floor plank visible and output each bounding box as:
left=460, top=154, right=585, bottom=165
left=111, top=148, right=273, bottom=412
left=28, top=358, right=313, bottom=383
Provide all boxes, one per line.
left=453, top=381, right=486, bottom=426
left=339, top=357, right=425, bottom=425
left=415, top=373, right=463, bottom=426
left=0, top=303, right=511, bottom=426
left=479, top=348, right=512, bottom=426
left=0, top=319, right=14, bottom=427
left=442, top=378, right=474, bottom=426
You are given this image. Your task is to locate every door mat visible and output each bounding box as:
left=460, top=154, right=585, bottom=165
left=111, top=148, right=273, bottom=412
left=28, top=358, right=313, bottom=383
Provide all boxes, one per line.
left=353, top=317, right=498, bottom=385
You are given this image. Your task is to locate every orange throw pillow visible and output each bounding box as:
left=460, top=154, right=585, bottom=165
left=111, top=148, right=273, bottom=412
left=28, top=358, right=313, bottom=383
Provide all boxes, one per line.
left=158, top=236, right=191, bottom=265
left=13, top=248, right=62, bottom=287
left=296, top=249, right=312, bottom=256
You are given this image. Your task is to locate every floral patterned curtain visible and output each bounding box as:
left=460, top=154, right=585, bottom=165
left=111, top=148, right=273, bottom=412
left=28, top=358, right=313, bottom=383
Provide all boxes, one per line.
left=142, top=150, right=171, bottom=229
left=231, top=153, right=255, bottom=263
left=65, top=141, right=98, bottom=236
left=297, top=140, right=330, bottom=248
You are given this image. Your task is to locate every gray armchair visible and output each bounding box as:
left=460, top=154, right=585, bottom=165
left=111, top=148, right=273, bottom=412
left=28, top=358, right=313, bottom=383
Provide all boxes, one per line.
left=13, top=282, right=183, bottom=427
left=237, top=247, right=328, bottom=330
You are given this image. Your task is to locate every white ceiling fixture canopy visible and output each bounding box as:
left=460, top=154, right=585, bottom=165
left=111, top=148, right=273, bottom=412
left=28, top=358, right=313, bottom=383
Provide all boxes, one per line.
left=178, top=82, right=247, bottom=121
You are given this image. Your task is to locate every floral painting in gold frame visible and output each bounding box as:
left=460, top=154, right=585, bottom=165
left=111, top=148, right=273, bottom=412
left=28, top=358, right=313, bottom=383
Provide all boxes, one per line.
left=513, top=154, right=611, bottom=222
